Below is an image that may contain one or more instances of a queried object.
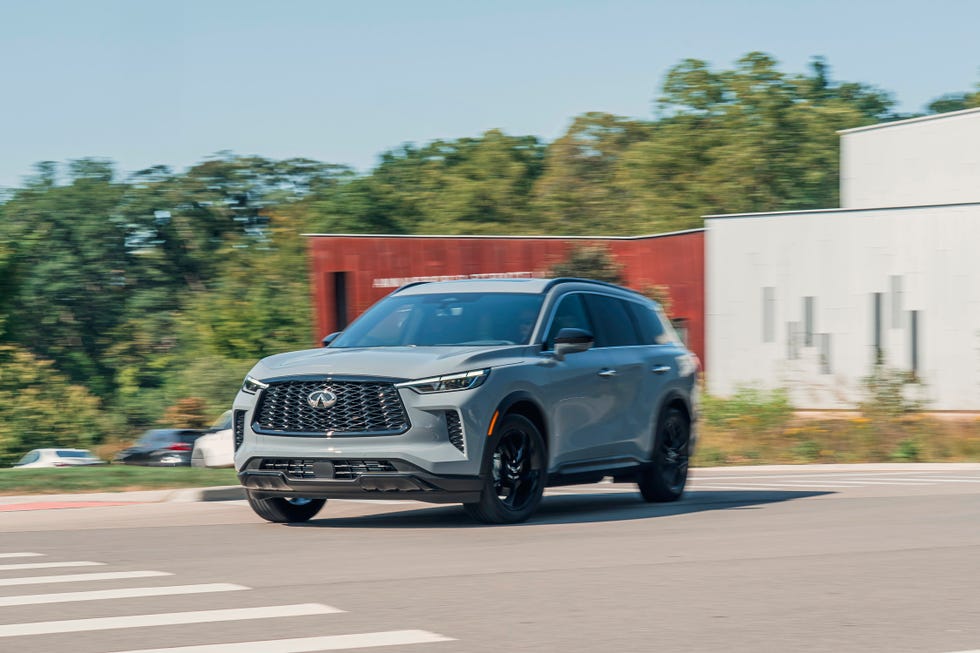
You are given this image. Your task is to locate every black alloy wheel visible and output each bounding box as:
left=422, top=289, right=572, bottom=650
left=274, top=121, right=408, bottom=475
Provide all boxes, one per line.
left=464, top=413, right=546, bottom=524
left=246, top=491, right=326, bottom=523
left=637, top=406, right=690, bottom=502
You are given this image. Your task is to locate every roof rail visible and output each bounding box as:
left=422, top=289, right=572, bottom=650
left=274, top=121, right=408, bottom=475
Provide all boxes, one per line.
left=391, top=281, right=431, bottom=294
left=542, top=277, right=644, bottom=297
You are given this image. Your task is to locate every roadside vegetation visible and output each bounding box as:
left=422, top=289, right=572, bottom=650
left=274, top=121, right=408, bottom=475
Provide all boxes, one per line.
left=0, top=466, right=238, bottom=496
left=694, top=374, right=980, bottom=466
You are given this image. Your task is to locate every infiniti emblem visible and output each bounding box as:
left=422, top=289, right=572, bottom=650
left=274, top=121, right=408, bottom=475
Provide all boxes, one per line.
left=307, top=389, right=338, bottom=409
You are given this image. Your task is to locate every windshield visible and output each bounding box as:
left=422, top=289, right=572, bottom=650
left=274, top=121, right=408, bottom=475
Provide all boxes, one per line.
left=332, top=292, right=544, bottom=348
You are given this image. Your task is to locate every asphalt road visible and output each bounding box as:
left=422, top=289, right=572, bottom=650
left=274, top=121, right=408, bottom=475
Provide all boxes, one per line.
left=1, top=464, right=978, bottom=653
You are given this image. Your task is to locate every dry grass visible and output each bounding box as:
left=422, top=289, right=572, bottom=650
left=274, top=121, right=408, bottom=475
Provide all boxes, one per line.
left=694, top=413, right=980, bottom=466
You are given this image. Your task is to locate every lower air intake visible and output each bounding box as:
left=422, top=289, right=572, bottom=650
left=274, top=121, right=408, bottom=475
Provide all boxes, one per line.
left=446, top=411, right=464, bottom=453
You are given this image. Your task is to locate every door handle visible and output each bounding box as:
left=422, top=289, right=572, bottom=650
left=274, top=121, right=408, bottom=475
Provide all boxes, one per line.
left=652, top=365, right=671, bottom=375
left=597, top=369, right=618, bottom=378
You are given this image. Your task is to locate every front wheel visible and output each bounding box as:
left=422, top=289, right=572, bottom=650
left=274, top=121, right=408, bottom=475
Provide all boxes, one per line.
left=637, top=407, right=690, bottom=502
left=246, top=491, right=326, bottom=523
left=464, top=414, right=546, bottom=524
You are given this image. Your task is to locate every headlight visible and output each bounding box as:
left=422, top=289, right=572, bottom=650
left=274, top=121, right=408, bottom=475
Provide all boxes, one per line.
left=241, top=375, right=269, bottom=394
left=395, top=369, right=490, bottom=394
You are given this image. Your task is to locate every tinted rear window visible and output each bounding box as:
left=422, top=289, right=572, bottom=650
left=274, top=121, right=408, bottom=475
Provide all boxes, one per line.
left=582, top=294, right=642, bottom=347
left=626, top=301, right=668, bottom=345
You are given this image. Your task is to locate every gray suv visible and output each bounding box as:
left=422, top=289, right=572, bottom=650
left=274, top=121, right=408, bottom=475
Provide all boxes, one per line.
left=234, top=278, right=699, bottom=524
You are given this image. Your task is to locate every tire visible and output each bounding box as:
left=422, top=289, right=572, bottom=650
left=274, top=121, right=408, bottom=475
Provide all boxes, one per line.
left=246, top=491, right=326, bottom=523
left=464, top=413, right=546, bottom=524
left=637, top=407, right=690, bottom=503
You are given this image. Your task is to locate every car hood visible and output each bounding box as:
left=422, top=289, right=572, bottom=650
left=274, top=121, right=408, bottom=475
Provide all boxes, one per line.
left=249, top=345, right=534, bottom=382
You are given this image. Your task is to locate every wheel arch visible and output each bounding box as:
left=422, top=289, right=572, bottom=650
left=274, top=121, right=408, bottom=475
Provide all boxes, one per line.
left=654, top=389, right=696, bottom=458
left=494, top=391, right=549, bottom=454
left=659, top=390, right=692, bottom=425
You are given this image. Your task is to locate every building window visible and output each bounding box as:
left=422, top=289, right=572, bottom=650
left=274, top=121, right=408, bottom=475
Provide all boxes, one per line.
left=333, top=272, right=349, bottom=330
left=818, top=333, right=832, bottom=374
left=803, top=296, right=815, bottom=347
left=872, top=292, right=883, bottom=365
left=762, top=287, right=775, bottom=343
left=910, top=310, right=920, bottom=378
left=787, top=322, right=800, bottom=360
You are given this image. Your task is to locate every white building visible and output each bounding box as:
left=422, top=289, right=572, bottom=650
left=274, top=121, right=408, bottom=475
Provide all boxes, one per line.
left=706, top=108, right=980, bottom=411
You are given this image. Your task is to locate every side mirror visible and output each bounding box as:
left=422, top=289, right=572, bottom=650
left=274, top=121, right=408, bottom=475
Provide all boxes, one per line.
left=321, top=331, right=341, bottom=347
left=553, top=328, right=594, bottom=360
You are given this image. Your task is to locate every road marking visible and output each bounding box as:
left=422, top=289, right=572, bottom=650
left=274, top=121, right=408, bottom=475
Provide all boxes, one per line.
left=850, top=477, right=980, bottom=483
left=693, top=483, right=857, bottom=490
left=0, top=553, right=42, bottom=559
left=108, top=630, right=455, bottom=652
left=0, top=603, right=342, bottom=638
left=693, top=472, right=980, bottom=481
left=0, top=570, right=172, bottom=587
left=0, top=501, right=139, bottom=512
left=716, top=479, right=936, bottom=487
left=0, top=560, right=104, bottom=572
left=0, top=583, right=249, bottom=607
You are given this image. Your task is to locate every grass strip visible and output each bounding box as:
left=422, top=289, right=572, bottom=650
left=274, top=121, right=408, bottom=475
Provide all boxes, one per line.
left=0, top=466, right=239, bottom=496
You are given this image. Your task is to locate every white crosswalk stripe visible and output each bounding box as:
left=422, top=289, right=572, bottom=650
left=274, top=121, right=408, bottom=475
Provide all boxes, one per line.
left=0, top=554, right=455, bottom=650
left=0, top=560, right=104, bottom=571
left=0, top=570, right=171, bottom=587
left=0, top=603, right=343, bottom=638
left=0, top=583, right=248, bottom=607
left=108, top=630, right=456, bottom=652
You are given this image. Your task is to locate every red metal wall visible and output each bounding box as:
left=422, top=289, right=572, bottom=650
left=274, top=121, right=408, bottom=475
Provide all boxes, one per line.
left=308, top=231, right=705, bottom=365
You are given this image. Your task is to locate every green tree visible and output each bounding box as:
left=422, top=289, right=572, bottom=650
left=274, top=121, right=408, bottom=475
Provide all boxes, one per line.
left=548, top=245, right=624, bottom=284
left=0, top=345, right=120, bottom=465
left=533, top=113, right=651, bottom=234
left=0, top=160, right=128, bottom=398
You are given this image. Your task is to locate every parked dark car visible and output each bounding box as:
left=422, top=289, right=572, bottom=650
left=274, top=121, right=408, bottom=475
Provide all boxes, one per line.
left=113, top=429, right=206, bottom=466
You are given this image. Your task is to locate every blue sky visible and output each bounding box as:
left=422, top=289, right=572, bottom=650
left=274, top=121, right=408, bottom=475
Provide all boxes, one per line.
left=1, top=0, right=978, bottom=189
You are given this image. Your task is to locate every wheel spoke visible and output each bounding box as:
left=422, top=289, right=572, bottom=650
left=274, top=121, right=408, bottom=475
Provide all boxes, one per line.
left=490, top=427, right=541, bottom=512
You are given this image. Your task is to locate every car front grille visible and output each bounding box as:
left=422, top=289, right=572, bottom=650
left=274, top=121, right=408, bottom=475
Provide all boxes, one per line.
left=254, top=380, right=409, bottom=436
left=332, top=459, right=396, bottom=479
left=259, top=458, right=315, bottom=479
left=257, top=458, right=396, bottom=480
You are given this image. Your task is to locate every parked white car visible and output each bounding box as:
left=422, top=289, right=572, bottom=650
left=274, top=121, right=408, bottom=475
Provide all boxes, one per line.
left=191, top=411, right=234, bottom=468
left=12, top=448, right=105, bottom=468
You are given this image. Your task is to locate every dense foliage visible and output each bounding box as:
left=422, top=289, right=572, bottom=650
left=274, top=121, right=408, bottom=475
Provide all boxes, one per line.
left=0, top=54, right=976, bottom=463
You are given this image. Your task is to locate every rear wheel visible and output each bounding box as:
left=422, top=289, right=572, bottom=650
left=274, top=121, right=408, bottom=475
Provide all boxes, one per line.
left=246, top=491, right=325, bottom=523
left=637, top=407, right=690, bottom=502
left=464, top=414, right=546, bottom=524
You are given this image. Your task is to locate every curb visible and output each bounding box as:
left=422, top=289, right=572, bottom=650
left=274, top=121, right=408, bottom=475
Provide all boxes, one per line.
left=0, top=485, right=245, bottom=506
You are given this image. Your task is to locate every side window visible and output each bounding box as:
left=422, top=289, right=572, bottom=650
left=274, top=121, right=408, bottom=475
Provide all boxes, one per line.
left=582, top=294, right=642, bottom=347
left=545, top=294, right=593, bottom=349
left=627, top=301, right=668, bottom=345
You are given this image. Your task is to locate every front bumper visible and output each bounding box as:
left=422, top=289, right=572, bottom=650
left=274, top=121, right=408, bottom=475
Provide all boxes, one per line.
left=238, top=457, right=483, bottom=503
